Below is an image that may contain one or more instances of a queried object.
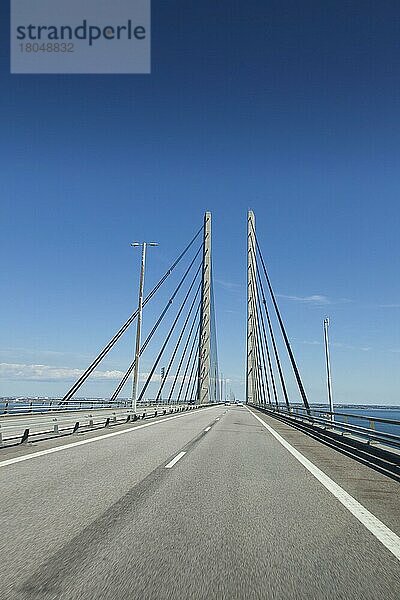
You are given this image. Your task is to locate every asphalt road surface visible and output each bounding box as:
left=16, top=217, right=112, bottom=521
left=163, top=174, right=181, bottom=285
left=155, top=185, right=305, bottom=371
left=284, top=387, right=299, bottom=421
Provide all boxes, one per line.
left=1, top=405, right=399, bottom=599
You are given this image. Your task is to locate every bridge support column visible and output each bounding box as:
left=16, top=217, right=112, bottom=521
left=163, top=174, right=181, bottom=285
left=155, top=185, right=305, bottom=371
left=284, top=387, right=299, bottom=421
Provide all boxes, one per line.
left=198, top=212, right=212, bottom=404
left=246, top=210, right=258, bottom=405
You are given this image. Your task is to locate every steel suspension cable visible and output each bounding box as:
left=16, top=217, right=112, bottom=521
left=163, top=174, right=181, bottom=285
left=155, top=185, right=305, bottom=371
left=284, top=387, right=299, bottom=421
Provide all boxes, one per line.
left=209, top=277, right=220, bottom=402
left=254, top=293, right=268, bottom=405
left=252, top=288, right=271, bottom=405
left=110, top=245, right=203, bottom=401
left=249, top=235, right=290, bottom=408
left=155, top=282, right=201, bottom=402
left=252, top=226, right=310, bottom=410
left=254, top=257, right=290, bottom=409
left=175, top=319, right=201, bottom=403
left=249, top=240, right=280, bottom=406
left=61, top=226, right=204, bottom=403
left=250, top=266, right=271, bottom=405
left=250, top=258, right=277, bottom=406
left=167, top=301, right=201, bottom=403
left=248, top=275, right=263, bottom=405
left=137, top=262, right=202, bottom=403
left=255, top=276, right=279, bottom=407
left=185, top=345, right=200, bottom=403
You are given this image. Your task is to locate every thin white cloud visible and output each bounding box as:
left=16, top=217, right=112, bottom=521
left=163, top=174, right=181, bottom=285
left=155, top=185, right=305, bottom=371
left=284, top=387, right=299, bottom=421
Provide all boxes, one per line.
left=295, top=341, right=371, bottom=352
left=378, top=304, right=400, bottom=308
left=278, top=294, right=332, bottom=305
left=278, top=294, right=352, bottom=306
left=0, top=348, right=64, bottom=356
left=215, top=278, right=243, bottom=291
left=0, top=363, right=125, bottom=382
left=0, top=348, right=91, bottom=360
left=332, top=343, right=371, bottom=352
left=140, top=372, right=199, bottom=384
left=0, top=363, right=204, bottom=385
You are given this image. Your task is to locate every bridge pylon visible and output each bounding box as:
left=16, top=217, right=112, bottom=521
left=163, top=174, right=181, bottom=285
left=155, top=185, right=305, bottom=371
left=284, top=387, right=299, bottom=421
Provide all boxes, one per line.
left=197, top=212, right=214, bottom=404
left=246, top=210, right=259, bottom=405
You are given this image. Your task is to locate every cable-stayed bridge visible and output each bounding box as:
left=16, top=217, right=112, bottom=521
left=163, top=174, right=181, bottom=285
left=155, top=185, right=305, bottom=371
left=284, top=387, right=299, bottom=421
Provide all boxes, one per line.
left=60, top=211, right=220, bottom=410
left=1, top=212, right=399, bottom=600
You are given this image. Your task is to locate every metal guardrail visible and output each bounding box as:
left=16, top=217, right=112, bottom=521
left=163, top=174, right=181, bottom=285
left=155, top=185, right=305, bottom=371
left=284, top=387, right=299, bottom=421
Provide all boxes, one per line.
left=1, top=399, right=129, bottom=415
left=0, top=403, right=221, bottom=447
left=0, top=399, right=198, bottom=415
left=248, top=404, right=400, bottom=451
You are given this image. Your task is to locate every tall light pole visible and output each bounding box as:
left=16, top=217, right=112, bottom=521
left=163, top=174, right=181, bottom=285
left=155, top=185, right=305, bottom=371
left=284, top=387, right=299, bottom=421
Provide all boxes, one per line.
left=160, top=366, right=166, bottom=404
left=131, top=241, right=158, bottom=413
left=323, top=317, right=334, bottom=421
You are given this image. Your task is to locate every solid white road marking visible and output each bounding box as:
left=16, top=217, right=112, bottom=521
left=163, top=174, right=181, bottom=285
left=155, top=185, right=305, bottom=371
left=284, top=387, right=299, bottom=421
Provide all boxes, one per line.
left=247, top=407, right=400, bottom=562
left=165, top=451, right=186, bottom=469
left=0, top=407, right=219, bottom=469
left=204, top=426, right=211, bottom=432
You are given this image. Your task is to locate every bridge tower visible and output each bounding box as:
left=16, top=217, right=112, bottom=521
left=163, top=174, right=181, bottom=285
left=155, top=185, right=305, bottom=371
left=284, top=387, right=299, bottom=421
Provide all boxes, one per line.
left=246, top=210, right=259, bottom=405
left=198, top=212, right=214, bottom=404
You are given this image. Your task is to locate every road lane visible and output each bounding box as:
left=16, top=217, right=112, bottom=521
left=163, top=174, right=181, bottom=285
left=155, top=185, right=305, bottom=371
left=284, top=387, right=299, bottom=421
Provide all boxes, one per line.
left=249, top=406, right=400, bottom=536
left=247, top=406, right=400, bottom=560
left=1, top=405, right=399, bottom=599
left=0, top=406, right=224, bottom=598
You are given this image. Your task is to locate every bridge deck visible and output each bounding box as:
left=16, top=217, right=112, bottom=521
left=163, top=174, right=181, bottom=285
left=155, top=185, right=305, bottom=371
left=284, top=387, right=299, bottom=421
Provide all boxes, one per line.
left=0, top=405, right=399, bottom=599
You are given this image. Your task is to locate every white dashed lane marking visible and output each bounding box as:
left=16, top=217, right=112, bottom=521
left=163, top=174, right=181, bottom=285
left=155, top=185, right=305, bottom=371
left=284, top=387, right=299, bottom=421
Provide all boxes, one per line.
left=165, top=452, right=186, bottom=469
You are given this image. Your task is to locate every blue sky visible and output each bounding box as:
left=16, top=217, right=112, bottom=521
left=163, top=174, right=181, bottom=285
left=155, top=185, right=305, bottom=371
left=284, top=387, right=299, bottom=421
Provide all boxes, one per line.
left=1, top=1, right=400, bottom=404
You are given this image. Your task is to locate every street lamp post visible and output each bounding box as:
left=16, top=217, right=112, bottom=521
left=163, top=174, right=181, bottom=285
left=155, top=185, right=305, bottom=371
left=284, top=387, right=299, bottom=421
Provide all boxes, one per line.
left=160, top=366, right=166, bottom=404
left=131, top=241, right=158, bottom=414
left=323, top=317, right=334, bottom=421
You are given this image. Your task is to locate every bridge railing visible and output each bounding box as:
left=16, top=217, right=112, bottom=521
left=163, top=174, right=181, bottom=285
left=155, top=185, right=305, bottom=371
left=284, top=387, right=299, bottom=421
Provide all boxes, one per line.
left=249, top=403, right=400, bottom=451
left=0, top=398, right=205, bottom=415
left=0, top=399, right=129, bottom=415
left=0, top=402, right=223, bottom=447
